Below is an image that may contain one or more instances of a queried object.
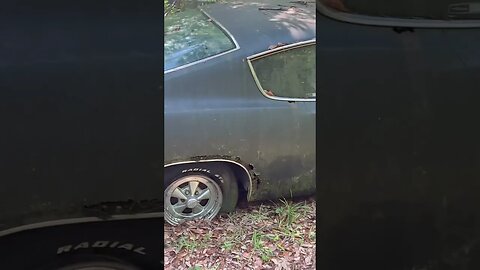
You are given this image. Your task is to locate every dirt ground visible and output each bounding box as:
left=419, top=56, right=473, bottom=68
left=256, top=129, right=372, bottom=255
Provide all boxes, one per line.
left=164, top=198, right=316, bottom=270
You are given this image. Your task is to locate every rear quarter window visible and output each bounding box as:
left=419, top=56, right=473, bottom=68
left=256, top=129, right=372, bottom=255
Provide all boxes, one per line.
left=248, top=42, right=315, bottom=101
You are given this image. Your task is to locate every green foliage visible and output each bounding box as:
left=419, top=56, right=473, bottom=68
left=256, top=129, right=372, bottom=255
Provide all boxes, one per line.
left=164, top=0, right=222, bottom=17
left=252, top=230, right=275, bottom=262
left=275, top=198, right=307, bottom=228
left=165, top=200, right=316, bottom=268
left=164, top=0, right=181, bottom=17
left=175, top=232, right=212, bottom=252
left=175, top=236, right=198, bottom=252
left=221, top=240, right=234, bottom=251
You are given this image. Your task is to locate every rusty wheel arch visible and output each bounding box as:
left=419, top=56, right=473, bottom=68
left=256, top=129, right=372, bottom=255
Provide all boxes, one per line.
left=164, top=157, right=254, bottom=201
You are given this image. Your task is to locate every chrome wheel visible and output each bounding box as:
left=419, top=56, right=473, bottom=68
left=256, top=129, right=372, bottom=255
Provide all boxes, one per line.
left=164, top=175, right=223, bottom=225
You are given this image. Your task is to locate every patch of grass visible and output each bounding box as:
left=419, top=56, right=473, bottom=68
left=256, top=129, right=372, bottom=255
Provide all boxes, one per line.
left=176, top=236, right=198, bottom=252
left=188, top=264, right=222, bottom=270
left=252, top=230, right=274, bottom=262
left=221, top=240, right=234, bottom=251
left=175, top=232, right=213, bottom=252
left=232, top=204, right=272, bottom=226
left=231, top=226, right=248, bottom=242
left=219, top=220, right=248, bottom=251
left=308, top=229, right=316, bottom=240
left=259, top=247, right=274, bottom=262
left=165, top=199, right=316, bottom=269
left=265, top=233, right=280, bottom=241
left=278, top=226, right=303, bottom=242
left=272, top=199, right=316, bottom=244
left=203, top=231, right=213, bottom=242
left=275, top=198, right=308, bottom=228
left=251, top=204, right=273, bottom=220
left=252, top=230, right=264, bottom=250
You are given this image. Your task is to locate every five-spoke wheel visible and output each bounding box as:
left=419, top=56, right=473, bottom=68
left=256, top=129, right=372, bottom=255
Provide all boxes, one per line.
left=164, top=174, right=223, bottom=225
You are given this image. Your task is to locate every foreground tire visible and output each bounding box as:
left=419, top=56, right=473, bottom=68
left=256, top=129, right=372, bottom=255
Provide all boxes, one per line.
left=164, top=164, right=238, bottom=225
left=0, top=219, right=163, bottom=270
left=39, top=254, right=141, bottom=270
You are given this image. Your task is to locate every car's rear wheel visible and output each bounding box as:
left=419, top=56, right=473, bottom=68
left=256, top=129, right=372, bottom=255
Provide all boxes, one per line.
left=164, top=164, right=238, bottom=225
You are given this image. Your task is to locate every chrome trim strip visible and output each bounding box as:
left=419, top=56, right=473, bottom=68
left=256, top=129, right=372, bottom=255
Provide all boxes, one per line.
left=164, top=8, right=241, bottom=74
left=0, top=212, right=163, bottom=238
left=165, top=159, right=254, bottom=201
left=246, top=39, right=316, bottom=102
left=317, top=2, right=480, bottom=28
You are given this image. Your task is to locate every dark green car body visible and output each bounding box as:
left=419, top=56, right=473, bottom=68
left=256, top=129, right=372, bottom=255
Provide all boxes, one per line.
left=164, top=1, right=316, bottom=202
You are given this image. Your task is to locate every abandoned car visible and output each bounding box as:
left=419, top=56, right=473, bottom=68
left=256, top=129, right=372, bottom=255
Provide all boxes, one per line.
left=0, top=0, right=314, bottom=268
left=164, top=0, right=316, bottom=225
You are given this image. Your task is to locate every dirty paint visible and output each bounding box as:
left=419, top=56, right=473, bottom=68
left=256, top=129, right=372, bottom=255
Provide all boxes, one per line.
left=0, top=198, right=163, bottom=236
left=83, top=199, right=163, bottom=218
left=165, top=153, right=316, bottom=202
left=249, top=168, right=316, bottom=201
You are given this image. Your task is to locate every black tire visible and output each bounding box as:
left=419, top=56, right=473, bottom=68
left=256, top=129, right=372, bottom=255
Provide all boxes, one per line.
left=164, top=163, right=239, bottom=225
left=0, top=219, right=163, bottom=270
left=39, top=254, right=142, bottom=270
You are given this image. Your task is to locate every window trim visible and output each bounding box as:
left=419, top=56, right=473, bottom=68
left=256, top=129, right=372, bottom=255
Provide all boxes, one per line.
left=246, top=39, right=316, bottom=102
left=164, top=8, right=240, bottom=74
left=317, top=1, right=480, bottom=28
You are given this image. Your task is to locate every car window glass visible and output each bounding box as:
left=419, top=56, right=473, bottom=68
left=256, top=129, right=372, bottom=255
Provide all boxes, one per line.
left=164, top=8, right=236, bottom=71
left=250, top=44, right=315, bottom=100
left=320, top=0, right=480, bottom=20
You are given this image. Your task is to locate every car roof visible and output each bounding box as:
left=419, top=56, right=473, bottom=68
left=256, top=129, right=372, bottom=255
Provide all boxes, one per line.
left=202, top=0, right=315, bottom=56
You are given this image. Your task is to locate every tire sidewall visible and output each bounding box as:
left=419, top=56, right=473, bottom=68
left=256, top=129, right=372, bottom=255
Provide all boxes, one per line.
left=38, top=254, right=142, bottom=270
left=1, top=219, right=164, bottom=270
